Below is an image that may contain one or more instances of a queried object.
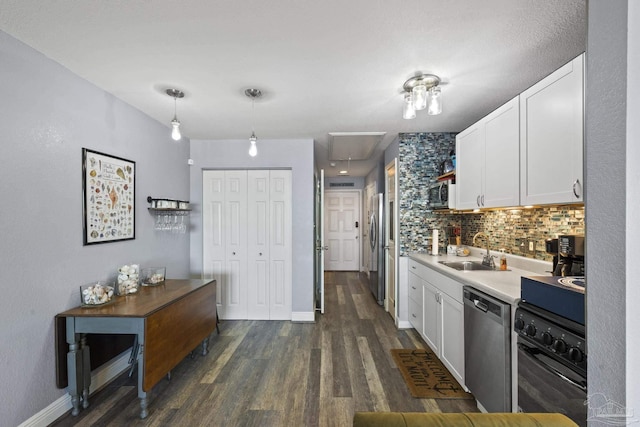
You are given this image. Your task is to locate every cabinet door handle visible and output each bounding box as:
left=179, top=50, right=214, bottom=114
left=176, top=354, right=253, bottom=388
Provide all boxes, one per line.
left=573, top=179, right=581, bottom=198
left=259, top=252, right=263, bottom=256
left=232, top=251, right=236, bottom=255
left=481, top=195, right=485, bottom=206
left=476, top=195, right=480, bottom=207
left=412, top=313, right=417, bottom=318
left=411, top=285, right=416, bottom=290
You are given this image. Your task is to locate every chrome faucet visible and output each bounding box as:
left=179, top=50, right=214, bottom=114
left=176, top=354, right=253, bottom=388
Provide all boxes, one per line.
left=473, top=232, right=496, bottom=269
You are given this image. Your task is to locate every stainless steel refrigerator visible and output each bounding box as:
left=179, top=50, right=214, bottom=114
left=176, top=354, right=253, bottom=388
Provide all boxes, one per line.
left=369, top=193, right=385, bottom=305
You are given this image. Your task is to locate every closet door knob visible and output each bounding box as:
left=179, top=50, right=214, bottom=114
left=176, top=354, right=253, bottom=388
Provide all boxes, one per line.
left=232, top=251, right=236, bottom=255
left=259, top=252, right=263, bottom=256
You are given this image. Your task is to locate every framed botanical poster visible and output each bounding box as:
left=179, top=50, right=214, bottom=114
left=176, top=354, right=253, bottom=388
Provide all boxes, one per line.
left=82, top=148, right=136, bottom=245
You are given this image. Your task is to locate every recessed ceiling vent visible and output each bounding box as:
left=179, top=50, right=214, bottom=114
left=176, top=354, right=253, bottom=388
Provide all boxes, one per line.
left=329, top=182, right=355, bottom=188
left=328, top=132, right=386, bottom=161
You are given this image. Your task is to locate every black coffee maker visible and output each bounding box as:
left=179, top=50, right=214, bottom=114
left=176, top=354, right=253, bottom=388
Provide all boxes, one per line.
left=545, top=238, right=559, bottom=273
left=549, top=235, right=585, bottom=276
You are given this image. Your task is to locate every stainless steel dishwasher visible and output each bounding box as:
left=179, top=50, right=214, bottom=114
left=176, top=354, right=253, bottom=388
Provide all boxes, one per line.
left=463, top=286, right=511, bottom=412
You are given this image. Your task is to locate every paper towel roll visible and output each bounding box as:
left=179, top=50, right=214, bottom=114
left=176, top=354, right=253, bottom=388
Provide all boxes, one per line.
left=432, top=229, right=439, bottom=255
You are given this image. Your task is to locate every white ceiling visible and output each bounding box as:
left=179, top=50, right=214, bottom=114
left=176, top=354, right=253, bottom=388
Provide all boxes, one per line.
left=0, top=0, right=586, bottom=177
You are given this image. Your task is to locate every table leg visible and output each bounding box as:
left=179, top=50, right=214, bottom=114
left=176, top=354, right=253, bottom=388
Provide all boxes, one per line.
left=137, top=337, right=148, bottom=419
left=80, top=335, right=91, bottom=408
left=66, top=340, right=82, bottom=416
left=139, top=395, right=148, bottom=419
left=201, top=337, right=209, bottom=356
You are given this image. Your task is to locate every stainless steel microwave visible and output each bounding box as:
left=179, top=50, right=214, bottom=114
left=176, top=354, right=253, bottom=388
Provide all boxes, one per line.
left=428, top=181, right=456, bottom=210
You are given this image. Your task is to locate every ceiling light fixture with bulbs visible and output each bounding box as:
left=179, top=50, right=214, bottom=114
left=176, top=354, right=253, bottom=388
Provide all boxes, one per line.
left=245, top=88, right=262, bottom=157
left=402, top=74, right=442, bottom=119
left=166, top=88, right=185, bottom=141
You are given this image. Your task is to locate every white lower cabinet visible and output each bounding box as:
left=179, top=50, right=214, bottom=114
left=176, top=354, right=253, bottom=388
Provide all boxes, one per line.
left=422, top=280, right=441, bottom=356
left=440, top=291, right=465, bottom=383
left=408, top=271, right=424, bottom=336
left=408, top=259, right=465, bottom=386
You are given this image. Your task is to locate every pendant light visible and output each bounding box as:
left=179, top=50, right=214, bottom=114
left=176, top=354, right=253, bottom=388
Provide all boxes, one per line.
left=245, top=88, right=262, bottom=157
left=166, top=89, right=184, bottom=141
left=402, top=74, right=442, bottom=119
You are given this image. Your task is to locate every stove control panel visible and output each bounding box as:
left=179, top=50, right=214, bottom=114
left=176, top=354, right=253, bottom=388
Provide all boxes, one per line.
left=515, top=305, right=586, bottom=373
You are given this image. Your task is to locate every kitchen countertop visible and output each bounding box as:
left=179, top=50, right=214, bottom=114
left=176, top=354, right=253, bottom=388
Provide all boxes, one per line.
left=408, top=249, right=553, bottom=305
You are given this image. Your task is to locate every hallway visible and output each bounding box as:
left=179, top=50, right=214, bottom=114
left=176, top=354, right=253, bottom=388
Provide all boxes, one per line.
left=52, top=272, right=477, bottom=426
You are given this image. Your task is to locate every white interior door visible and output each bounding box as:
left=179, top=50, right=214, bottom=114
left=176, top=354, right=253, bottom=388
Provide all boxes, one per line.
left=205, top=169, right=291, bottom=321
left=247, top=170, right=270, bottom=320
left=267, top=170, right=292, bottom=320
left=203, top=171, right=225, bottom=313
left=385, top=159, right=398, bottom=320
left=203, top=170, right=248, bottom=320
left=314, top=170, right=325, bottom=314
left=324, top=190, right=361, bottom=271
left=223, top=170, right=248, bottom=319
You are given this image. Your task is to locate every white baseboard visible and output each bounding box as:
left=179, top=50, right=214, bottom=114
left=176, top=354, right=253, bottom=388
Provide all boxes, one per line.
left=291, top=311, right=315, bottom=322
left=397, top=320, right=412, bottom=329
left=19, top=349, right=131, bottom=427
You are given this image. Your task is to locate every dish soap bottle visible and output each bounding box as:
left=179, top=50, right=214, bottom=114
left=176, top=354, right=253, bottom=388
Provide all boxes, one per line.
left=500, top=249, right=507, bottom=271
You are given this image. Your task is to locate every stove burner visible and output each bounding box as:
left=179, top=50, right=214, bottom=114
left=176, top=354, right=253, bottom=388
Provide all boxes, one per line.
left=557, top=277, right=585, bottom=290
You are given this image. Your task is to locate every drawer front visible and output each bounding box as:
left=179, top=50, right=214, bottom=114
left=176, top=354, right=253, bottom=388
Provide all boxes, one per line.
left=408, top=297, right=423, bottom=334
left=408, top=271, right=423, bottom=303
left=409, top=259, right=463, bottom=304
left=429, top=272, right=463, bottom=303
left=408, top=259, right=432, bottom=279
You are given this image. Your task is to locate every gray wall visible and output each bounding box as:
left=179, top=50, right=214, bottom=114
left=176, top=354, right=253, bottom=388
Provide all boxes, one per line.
left=384, top=137, right=400, bottom=167
left=0, top=31, right=191, bottom=426
left=189, top=139, right=315, bottom=315
left=625, top=0, right=640, bottom=412
left=586, top=0, right=628, bottom=412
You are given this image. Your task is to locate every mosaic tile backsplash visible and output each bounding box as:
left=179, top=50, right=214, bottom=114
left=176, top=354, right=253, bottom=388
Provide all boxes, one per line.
left=459, top=206, right=584, bottom=260
left=398, top=132, right=457, bottom=256
left=398, top=133, right=585, bottom=261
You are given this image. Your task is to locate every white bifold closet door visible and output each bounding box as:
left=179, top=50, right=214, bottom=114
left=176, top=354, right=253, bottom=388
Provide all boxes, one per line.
left=203, top=170, right=292, bottom=321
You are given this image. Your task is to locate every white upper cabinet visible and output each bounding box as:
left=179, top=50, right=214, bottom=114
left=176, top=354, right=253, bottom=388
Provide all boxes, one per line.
left=456, top=123, right=483, bottom=210
left=520, top=54, right=584, bottom=205
left=456, top=96, right=520, bottom=210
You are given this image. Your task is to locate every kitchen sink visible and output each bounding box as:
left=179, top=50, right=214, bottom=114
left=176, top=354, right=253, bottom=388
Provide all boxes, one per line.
left=438, top=260, right=503, bottom=271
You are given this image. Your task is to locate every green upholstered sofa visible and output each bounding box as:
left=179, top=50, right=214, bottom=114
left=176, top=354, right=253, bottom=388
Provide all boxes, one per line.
left=353, top=412, right=578, bottom=426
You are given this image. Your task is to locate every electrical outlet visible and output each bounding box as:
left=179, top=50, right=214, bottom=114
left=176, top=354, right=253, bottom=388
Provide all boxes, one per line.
left=527, top=239, right=537, bottom=254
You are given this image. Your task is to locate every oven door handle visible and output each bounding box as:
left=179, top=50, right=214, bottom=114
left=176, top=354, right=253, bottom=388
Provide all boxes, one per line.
left=518, top=343, right=587, bottom=392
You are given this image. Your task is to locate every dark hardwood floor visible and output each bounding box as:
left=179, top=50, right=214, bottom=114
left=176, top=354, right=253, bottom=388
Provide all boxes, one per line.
left=51, top=272, right=477, bottom=426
